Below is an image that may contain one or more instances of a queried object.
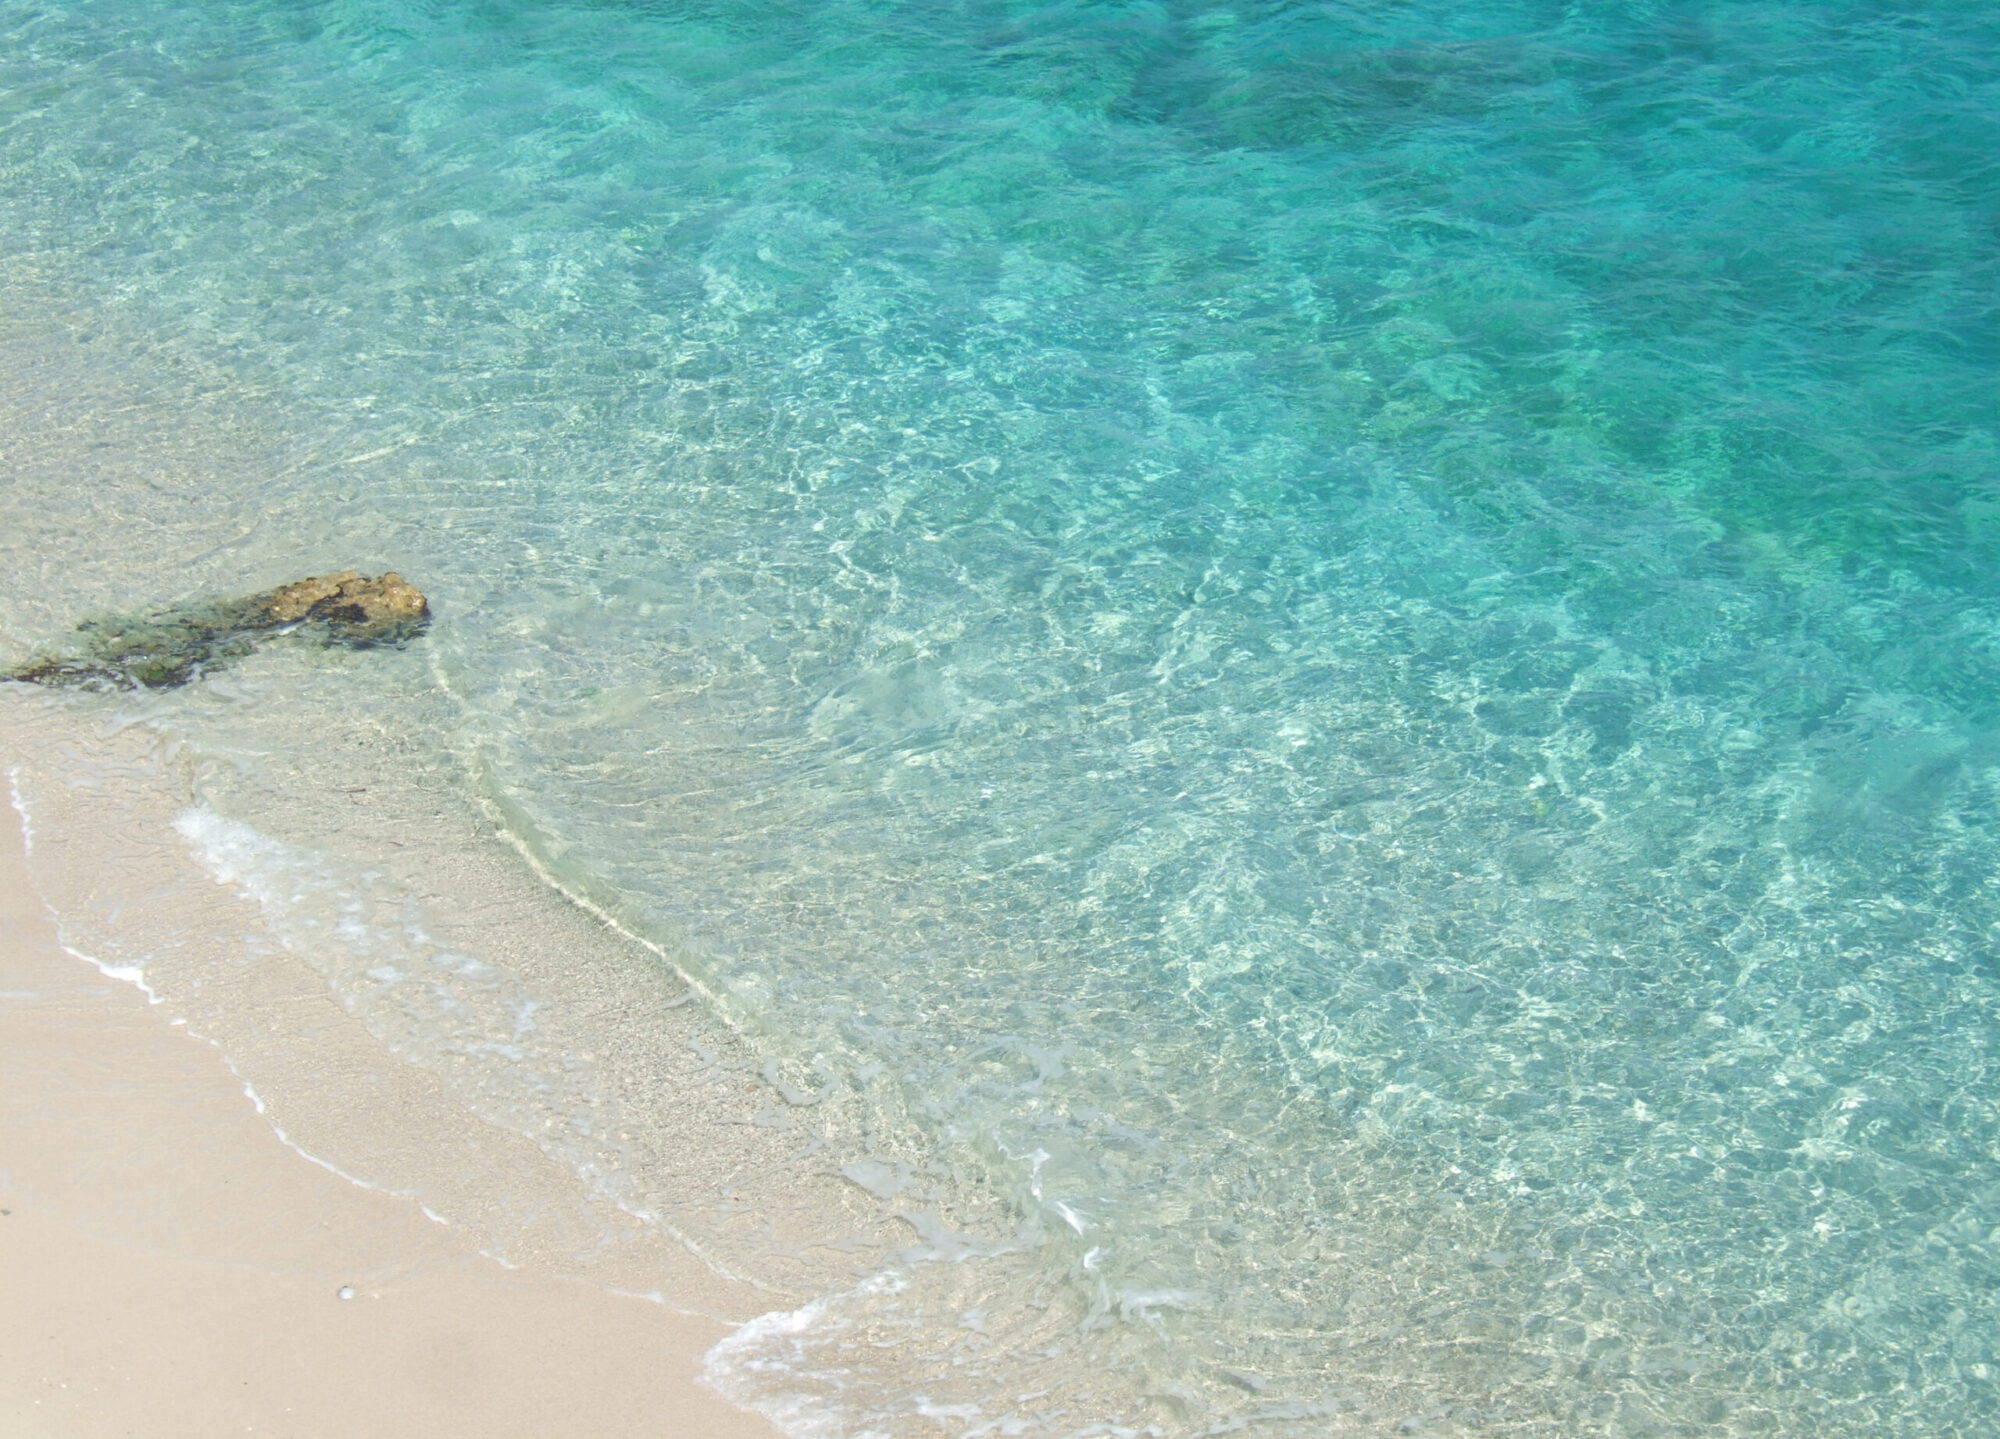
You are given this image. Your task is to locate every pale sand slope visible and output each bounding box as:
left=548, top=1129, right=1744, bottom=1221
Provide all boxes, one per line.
left=0, top=802, right=781, bottom=1439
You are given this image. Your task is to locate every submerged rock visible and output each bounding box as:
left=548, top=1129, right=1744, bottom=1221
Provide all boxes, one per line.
left=260, top=570, right=429, bottom=639
left=4, top=570, right=431, bottom=691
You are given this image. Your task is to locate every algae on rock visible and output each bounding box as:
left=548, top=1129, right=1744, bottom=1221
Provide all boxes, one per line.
left=5, top=571, right=431, bottom=691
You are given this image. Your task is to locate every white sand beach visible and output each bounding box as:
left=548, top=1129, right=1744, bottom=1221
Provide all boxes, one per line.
left=0, top=775, right=784, bottom=1439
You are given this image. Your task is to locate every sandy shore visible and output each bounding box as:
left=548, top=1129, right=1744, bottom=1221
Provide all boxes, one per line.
left=0, top=794, right=782, bottom=1439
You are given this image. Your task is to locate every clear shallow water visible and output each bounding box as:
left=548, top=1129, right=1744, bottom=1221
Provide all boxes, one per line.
left=3, top=1, right=2000, bottom=1433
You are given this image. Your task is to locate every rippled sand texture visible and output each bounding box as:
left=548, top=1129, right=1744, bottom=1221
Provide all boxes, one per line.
left=3, top=2, right=1999, bottom=1434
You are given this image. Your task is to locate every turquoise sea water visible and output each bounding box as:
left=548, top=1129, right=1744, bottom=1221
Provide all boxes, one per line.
left=3, top=1, right=1999, bottom=1433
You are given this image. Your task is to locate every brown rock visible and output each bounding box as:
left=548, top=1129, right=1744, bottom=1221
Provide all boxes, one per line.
left=4, top=570, right=432, bottom=691
left=263, top=571, right=358, bottom=622
left=260, top=571, right=429, bottom=640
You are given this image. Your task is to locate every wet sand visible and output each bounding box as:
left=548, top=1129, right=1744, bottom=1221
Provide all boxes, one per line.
left=0, top=790, right=782, bottom=1439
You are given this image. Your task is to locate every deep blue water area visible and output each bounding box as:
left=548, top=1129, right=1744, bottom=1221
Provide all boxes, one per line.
left=3, top=2, right=1999, bottom=1433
